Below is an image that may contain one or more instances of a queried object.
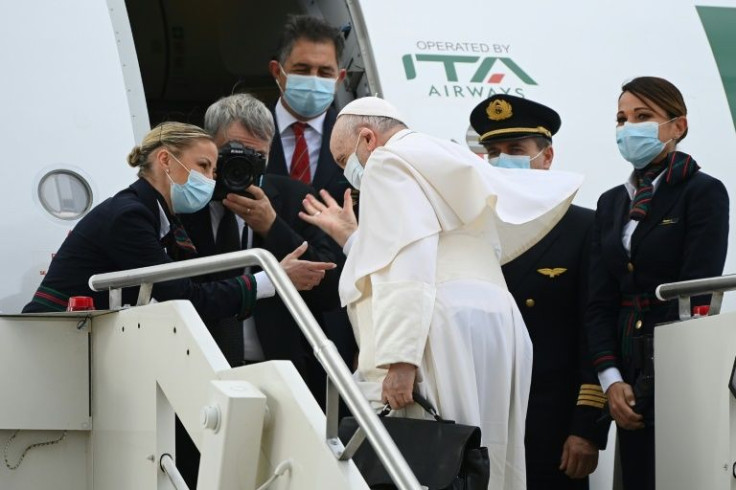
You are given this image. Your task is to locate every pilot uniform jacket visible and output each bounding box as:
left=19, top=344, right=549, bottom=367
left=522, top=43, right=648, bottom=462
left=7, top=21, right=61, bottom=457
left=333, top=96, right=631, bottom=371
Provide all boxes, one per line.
left=22, top=178, right=256, bottom=318
left=180, top=174, right=342, bottom=400
left=586, top=169, right=729, bottom=384
left=502, top=204, right=607, bottom=489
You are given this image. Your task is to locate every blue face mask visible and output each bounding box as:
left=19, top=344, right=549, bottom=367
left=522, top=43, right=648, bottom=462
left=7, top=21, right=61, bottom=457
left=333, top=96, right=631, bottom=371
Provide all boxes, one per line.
left=488, top=149, right=543, bottom=169
left=616, top=120, right=676, bottom=169
left=167, top=152, right=215, bottom=214
left=280, top=68, right=336, bottom=119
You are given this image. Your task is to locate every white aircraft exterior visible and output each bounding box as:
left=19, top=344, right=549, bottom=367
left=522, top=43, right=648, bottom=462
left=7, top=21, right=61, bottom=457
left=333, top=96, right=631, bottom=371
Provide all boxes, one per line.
left=0, top=1, right=735, bottom=488
left=1, top=0, right=734, bottom=315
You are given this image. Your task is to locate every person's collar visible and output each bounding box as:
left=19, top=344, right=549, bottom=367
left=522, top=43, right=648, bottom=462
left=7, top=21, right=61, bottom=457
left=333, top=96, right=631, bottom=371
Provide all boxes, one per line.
left=385, top=128, right=413, bottom=145
left=131, top=178, right=170, bottom=237
left=624, top=170, right=666, bottom=200
left=156, top=201, right=171, bottom=239
left=275, top=97, right=326, bottom=135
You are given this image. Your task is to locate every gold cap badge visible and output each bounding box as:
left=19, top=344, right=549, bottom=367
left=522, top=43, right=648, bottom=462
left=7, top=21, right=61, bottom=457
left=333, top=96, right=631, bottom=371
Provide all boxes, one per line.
left=486, top=99, right=513, bottom=121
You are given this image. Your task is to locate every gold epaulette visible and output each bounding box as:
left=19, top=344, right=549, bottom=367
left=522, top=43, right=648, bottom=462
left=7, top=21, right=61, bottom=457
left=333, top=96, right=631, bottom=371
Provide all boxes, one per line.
left=577, top=384, right=607, bottom=409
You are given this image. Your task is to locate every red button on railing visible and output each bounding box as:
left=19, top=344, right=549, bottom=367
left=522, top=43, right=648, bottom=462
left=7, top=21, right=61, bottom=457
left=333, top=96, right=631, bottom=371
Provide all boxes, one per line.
left=692, top=305, right=710, bottom=317
left=67, top=296, right=95, bottom=312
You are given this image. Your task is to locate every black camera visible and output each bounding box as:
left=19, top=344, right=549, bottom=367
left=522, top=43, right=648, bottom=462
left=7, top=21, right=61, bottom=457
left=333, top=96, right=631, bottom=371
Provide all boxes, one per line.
left=212, top=141, right=266, bottom=201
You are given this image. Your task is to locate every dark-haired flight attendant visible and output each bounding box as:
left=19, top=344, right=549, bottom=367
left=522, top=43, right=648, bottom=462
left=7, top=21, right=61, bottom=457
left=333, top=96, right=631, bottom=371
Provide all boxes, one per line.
left=586, top=76, right=729, bottom=490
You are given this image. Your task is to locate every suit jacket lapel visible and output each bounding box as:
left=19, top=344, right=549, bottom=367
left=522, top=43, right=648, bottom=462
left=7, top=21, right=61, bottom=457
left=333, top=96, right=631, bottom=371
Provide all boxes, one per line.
left=253, top=178, right=281, bottom=249
left=631, top=182, right=680, bottom=255
left=312, top=106, right=339, bottom=190
left=610, top=188, right=631, bottom=259
left=267, top=106, right=289, bottom=176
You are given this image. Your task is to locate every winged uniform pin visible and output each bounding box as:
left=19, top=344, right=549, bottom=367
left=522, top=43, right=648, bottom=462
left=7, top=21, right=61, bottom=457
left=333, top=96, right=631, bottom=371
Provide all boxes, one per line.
left=537, top=267, right=567, bottom=278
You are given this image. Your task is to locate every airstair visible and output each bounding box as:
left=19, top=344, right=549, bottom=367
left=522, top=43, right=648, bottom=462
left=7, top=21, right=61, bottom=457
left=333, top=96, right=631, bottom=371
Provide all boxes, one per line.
left=0, top=249, right=422, bottom=489
left=1, top=249, right=735, bottom=489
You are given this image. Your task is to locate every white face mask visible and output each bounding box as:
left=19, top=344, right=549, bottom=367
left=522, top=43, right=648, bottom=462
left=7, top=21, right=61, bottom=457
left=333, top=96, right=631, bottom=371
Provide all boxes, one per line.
left=344, top=134, right=366, bottom=190
left=488, top=148, right=544, bottom=169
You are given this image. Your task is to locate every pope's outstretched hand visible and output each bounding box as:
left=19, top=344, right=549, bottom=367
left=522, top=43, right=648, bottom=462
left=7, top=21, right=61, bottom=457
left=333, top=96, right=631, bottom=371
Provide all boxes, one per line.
left=300, top=189, right=358, bottom=248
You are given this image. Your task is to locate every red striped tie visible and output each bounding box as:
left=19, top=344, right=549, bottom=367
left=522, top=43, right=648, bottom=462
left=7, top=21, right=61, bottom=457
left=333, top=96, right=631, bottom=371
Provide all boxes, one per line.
left=290, top=122, right=311, bottom=184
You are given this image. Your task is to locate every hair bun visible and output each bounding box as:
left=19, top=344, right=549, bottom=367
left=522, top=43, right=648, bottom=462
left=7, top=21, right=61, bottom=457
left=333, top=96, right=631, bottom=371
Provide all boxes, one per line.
left=127, top=146, right=144, bottom=167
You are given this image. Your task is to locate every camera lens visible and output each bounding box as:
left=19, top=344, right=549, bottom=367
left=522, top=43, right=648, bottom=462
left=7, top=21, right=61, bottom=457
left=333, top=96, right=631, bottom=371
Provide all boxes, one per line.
left=223, top=156, right=254, bottom=190
left=213, top=141, right=266, bottom=200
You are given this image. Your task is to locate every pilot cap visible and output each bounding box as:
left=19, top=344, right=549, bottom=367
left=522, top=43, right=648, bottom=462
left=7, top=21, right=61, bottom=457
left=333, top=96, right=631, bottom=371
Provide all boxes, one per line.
left=338, top=96, right=406, bottom=124
left=470, top=94, right=561, bottom=143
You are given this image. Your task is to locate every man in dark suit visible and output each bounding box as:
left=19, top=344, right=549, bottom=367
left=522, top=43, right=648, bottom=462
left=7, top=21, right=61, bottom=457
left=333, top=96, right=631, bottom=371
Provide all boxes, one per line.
left=266, top=14, right=357, bottom=373
left=266, top=14, right=351, bottom=203
left=181, top=93, right=342, bottom=393
left=470, top=95, right=609, bottom=490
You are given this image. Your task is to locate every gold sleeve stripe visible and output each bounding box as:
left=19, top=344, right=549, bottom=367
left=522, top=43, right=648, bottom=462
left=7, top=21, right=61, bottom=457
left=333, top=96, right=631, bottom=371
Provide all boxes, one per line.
left=578, top=399, right=607, bottom=409
left=577, top=394, right=607, bottom=403
left=579, top=394, right=606, bottom=401
left=577, top=396, right=606, bottom=408
left=579, top=389, right=605, bottom=396
left=579, top=384, right=605, bottom=394
left=577, top=397, right=606, bottom=407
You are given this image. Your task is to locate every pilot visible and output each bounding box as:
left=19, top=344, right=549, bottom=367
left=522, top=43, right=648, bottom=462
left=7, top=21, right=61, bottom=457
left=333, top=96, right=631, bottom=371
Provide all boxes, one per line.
left=470, top=94, right=608, bottom=490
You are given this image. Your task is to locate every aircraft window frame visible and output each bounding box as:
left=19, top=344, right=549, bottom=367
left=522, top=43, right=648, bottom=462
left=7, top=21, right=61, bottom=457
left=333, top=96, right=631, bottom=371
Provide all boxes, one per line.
left=37, top=169, right=93, bottom=221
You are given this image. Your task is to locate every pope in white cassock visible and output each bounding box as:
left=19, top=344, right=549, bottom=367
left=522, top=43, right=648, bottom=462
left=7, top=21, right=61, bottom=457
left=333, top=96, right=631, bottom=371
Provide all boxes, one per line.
left=300, top=97, right=583, bottom=490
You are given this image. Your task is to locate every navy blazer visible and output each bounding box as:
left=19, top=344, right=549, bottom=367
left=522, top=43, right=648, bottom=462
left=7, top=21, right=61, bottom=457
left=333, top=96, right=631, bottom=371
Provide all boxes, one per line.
left=586, top=168, right=729, bottom=375
left=267, top=105, right=353, bottom=204
left=503, top=205, right=608, bottom=453
left=22, top=179, right=256, bottom=318
left=180, top=174, right=342, bottom=371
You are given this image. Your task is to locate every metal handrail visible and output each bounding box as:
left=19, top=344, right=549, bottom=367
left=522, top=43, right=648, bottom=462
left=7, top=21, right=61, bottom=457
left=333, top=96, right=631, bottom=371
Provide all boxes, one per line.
left=655, top=274, right=736, bottom=320
left=655, top=274, right=736, bottom=301
left=89, top=249, right=422, bottom=490
left=160, top=454, right=189, bottom=490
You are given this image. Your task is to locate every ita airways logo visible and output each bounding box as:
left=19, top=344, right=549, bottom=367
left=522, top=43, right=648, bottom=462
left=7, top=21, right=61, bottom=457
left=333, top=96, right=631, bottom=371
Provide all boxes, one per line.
left=401, top=42, right=537, bottom=98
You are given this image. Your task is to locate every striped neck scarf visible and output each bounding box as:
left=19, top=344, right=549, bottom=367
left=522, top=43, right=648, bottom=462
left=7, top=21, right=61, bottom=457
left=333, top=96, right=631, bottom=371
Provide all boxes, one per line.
left=163, top=218, right=198, bottom=261
left=629, top=151, right=699, bottom=221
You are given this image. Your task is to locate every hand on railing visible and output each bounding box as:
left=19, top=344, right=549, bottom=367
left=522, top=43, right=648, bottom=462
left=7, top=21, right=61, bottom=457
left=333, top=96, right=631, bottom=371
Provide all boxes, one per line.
left=280, top=242, right=336, bottom=291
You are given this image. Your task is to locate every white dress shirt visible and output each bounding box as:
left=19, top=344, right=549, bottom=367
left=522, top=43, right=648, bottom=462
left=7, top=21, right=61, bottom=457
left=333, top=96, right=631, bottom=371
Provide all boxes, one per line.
left=598, top=171, right=666, bottom=393
left=275, top=98, right=326, bottom=179
left=209, top=202, right=276, bottom=362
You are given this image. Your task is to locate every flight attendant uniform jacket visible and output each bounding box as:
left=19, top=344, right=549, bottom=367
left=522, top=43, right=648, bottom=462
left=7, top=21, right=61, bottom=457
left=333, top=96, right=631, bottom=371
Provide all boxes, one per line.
left=22, top=178, right=256, bottom=318
left=586, top=168, right=729, bottom=390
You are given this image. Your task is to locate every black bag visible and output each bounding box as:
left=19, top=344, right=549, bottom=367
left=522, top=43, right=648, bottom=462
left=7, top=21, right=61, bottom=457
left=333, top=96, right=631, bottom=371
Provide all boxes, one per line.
left=338, top=394, right=490, bottom=490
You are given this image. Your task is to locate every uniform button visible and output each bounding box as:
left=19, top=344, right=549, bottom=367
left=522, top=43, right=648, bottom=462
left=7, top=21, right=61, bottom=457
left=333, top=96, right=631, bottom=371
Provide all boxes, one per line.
left=627, top=262, right=634, bottom=272
left=635, top=320, right=643, bottom=330
left=525, top=298, right=535, bottom=308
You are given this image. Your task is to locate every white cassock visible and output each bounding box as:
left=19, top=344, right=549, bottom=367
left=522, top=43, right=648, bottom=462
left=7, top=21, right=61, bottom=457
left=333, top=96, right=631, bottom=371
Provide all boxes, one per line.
left=340, top=129, right=582, bottom=490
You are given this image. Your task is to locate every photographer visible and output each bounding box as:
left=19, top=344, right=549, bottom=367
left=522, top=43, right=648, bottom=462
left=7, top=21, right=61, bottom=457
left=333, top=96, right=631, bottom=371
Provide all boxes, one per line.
left=180, top=93, right=343, bottom=385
